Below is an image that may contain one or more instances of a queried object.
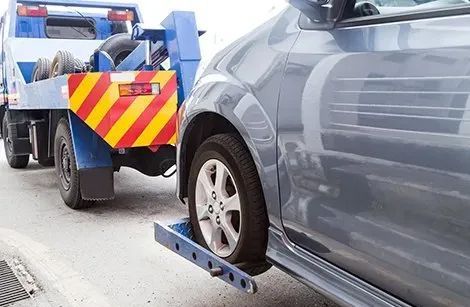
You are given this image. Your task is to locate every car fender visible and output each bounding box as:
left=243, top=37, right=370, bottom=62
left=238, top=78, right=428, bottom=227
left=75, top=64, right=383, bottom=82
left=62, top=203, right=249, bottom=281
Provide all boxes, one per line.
left=178, top=71, right=282, bottom=229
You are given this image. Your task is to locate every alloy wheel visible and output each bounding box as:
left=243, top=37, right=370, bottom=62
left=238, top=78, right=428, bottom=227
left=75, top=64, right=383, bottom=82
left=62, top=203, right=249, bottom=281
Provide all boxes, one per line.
left=195, top=159, right=241, bottom=257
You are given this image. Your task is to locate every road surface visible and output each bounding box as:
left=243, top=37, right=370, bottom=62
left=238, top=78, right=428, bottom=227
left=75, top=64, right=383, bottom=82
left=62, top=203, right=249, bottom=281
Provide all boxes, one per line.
left=0, top=140, right=336, bottom=307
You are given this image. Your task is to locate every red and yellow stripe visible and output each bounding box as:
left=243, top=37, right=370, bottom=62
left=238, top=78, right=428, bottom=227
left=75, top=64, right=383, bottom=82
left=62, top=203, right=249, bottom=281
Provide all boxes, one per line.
left=67, top=71, right=178, bottom=149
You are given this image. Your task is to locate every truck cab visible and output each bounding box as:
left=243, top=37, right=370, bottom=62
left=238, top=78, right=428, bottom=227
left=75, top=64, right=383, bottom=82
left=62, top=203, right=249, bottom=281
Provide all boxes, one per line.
left=1, top=0, right=142, bottom=89
left=0, top=0, right=143, bottom=137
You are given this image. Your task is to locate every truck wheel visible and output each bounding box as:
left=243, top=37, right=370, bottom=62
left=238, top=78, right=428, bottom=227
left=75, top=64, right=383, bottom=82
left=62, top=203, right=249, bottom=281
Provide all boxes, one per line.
left=54, top=118, right=94, bottom=209
left=50, top=50, right=76, bottom=78
left=32, top=58, right=51, bottom=82
left=188, top=134, right=269, bottom=275
left=93, top=33, right=140, bottom=67
left=2, top=113, right=29, bottom=169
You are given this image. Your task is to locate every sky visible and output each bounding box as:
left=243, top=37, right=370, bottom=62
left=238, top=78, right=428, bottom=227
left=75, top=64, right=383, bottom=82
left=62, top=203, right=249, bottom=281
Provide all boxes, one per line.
left=0, top=0, right=288, bottom=64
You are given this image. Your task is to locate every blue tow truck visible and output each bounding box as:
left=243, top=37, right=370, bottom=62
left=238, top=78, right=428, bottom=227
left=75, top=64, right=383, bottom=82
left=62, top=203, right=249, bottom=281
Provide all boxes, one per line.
left=1, top=0, right=268, bottom=295
left=0, top=0, right=202, bottom=209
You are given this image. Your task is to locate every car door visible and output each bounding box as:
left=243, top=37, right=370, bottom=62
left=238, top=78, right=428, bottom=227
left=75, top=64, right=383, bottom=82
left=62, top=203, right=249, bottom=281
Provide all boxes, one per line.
left=278, top=2, right=470, bottom=306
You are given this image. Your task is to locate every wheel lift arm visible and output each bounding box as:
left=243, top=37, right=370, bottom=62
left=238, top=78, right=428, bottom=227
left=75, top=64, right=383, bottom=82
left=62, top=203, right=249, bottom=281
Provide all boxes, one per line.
left=155, top=219, right=258, bottom=294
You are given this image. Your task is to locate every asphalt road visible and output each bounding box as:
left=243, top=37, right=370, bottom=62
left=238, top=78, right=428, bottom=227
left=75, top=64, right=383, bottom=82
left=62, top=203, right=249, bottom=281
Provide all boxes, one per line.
left=0, top=140, right=337, bottom=307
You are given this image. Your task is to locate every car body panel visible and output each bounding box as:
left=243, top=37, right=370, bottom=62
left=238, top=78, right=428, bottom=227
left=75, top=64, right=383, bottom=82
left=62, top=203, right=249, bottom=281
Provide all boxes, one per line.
left=278, top=10, right=470, bottom=307
left=178, top=7, right=301, bottom=230
left=266, top=227, right=408, bottom=306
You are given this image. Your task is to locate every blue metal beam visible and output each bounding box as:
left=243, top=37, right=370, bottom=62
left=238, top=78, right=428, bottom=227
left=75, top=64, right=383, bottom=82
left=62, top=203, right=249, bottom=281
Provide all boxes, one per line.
left=116, top=40, right=167, bottom=72
left=162, top=11, right=202, bottom=106
left=155, top=219, right=258, bottom=294
left=94, top=50, right=115, bottom=72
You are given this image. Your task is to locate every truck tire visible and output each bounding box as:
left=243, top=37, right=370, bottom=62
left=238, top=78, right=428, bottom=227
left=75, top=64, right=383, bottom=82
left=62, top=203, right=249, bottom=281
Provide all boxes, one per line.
left=74, top=58, right=86, bottom=73
left=188, top=134, right=270, bottom=276
left=93, top=33, right=140, bottom=67
left=50, top=50, right=76, bottom=78
left=2, top=113, right=29, bottom=169
left=54, top=118, right=94, bottom=209
left=0, top=105, right=5, bottom=139
left=32, top=58, right=51, bottom=82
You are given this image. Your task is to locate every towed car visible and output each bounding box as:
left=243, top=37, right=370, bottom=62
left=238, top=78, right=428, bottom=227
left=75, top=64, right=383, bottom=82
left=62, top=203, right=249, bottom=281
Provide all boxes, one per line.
left=177, top=0, right=470, bottom=305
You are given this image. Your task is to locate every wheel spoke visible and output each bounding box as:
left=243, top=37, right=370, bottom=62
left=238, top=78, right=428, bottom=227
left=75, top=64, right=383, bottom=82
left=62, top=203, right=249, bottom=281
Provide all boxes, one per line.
left=220, top=214, right=239, bottom=250
left=209, top=228, right=222, bottom=253
left=196, top=204, right=210, bottom=220
left=223, top=193, right=240, bottom=212
left=214, top=161, right=228, bottom=197
left=199, top=169, right=215, bottom=198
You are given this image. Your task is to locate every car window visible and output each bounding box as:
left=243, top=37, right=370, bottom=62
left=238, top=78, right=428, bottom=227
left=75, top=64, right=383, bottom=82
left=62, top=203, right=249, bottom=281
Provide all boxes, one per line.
left=341, top=0, right=470, bottom=20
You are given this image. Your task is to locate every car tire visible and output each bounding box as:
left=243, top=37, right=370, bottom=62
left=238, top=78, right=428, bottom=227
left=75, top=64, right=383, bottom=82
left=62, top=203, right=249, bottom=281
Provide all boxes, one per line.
left=188, top=134, right=269, bottom=275
left=54, top=118, right=94, bottom=210
left=32, top=58, right=51, bottom=82
left=2, top=113, right=29, bottom=169
left=50, top=50, right=76, bottom=78
left=92, top=33, right=140, bottom=68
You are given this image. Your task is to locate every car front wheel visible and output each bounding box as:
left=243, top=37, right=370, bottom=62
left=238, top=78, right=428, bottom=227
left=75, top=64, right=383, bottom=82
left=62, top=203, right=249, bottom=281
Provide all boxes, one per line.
left=188, top=134, right=270, bottom=275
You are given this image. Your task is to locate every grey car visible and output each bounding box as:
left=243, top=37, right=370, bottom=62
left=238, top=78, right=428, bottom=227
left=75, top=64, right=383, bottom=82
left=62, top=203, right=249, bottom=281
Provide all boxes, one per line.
left=177, top=0, right=470, bottom=305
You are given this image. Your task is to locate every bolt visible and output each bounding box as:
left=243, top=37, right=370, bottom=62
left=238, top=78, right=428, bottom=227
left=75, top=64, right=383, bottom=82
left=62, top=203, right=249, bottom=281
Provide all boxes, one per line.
left=208, top=205, right=213, bottom=214
left=216, top=216, right=220, bottom=224
left=220, top=202, right=224, bottom=210
left=212, top=191, right=216, bottom=199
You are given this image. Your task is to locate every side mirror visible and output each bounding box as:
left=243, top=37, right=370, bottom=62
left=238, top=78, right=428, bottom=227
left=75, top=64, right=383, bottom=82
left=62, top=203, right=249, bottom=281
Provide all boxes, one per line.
left=289, top=0, right=336, bottom=23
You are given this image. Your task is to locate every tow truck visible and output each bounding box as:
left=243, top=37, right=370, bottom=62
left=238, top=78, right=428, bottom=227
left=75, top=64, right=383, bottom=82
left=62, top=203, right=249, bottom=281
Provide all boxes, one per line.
left=1, top=0, right=265, bottom=295
left=1, top=0, right=202, bottom=209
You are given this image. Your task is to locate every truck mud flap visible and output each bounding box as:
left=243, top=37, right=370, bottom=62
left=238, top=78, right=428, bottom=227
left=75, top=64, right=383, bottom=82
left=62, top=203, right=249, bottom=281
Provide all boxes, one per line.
left=155, top=219, right=258, bottom=294
left=79, top=167, right=114, bottom=201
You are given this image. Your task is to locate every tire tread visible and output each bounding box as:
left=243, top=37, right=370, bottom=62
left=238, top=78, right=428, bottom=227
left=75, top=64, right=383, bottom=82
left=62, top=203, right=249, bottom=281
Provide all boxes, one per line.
left=2, top=114, right=29, bottom=169
left=32, top=58, right=51, bottom=81
left=50, top=50, right=76, bottom=78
